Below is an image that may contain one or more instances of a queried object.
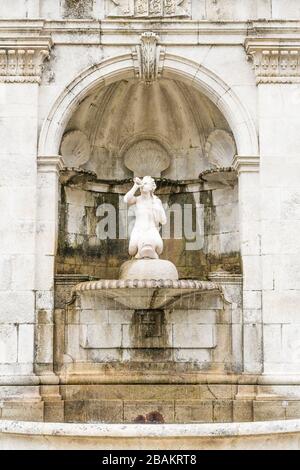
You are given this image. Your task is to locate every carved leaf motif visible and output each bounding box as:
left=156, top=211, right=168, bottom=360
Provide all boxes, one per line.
left=136, top=0, right=148, bottom=15
left=164, top=0, right=176, bottom=15
left=149, top=0, right=162, bottom=16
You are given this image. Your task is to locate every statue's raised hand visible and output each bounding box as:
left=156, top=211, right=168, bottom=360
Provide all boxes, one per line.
left=133, top=177, right=143, bottom=188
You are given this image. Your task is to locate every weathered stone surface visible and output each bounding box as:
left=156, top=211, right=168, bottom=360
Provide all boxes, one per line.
left=233, top=401, right=253, bottom=423
left=64, top=400, right=123, bottom=423
left=2, top=0, right=300, bottom=436
left=1, top=402, right=44, bottom=422
left=124, top=401, right=174, bottom=424
left=175, top=401, right=213, bottom=423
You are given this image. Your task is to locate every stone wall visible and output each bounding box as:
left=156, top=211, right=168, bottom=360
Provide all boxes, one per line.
left=55, top=181, right=240, bottom=280
left=2, top=0, right=300, bottom=428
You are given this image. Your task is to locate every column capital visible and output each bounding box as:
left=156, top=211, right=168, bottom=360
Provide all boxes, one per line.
left=37, top=155, right=65, bottom=173
left=232, top=155, right=260, bottom=174
left=0, top=37, right=52, bottom=84
left=245, top=38, right=300, bottom=84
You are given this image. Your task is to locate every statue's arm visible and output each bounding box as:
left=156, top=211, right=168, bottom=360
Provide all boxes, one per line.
left=124, top=179, right=141, bottom=206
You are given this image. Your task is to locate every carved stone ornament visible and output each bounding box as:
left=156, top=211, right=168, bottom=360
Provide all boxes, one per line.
left=124, top=139, right=170, bottom=176
left=60, top=130, right=91, bottom=167
left=133, top=32, right=165, bottom=84
left=0, top=43, right=51, bottom=84
left=205, top=130, right=236, bottom=168
left=106, top=0, right=190, bottom=18
left=246, top=39, right=300, bottom=84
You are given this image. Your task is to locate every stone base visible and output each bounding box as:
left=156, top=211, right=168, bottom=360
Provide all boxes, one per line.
left=2, top=384, right=300, bottom=425
left=119, top=259, right=179, bottom=281
left=2, top=420, right=300, bottom=450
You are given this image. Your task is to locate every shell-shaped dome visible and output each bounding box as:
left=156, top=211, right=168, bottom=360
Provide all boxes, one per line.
left=60, top=130, right=91, bottom=167
left=205, top=130, right=236, bottom=168
left=124, top=139, right=170, bottom=177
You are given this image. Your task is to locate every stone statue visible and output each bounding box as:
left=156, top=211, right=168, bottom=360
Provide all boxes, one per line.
left=124, top=176, right=167, bottom=259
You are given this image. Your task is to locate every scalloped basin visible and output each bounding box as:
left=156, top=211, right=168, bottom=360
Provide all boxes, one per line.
left=73, top=279, right=221, bottom=310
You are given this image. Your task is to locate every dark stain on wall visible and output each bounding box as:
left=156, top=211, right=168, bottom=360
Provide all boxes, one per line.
left=62, top=0, right=93, bottom=19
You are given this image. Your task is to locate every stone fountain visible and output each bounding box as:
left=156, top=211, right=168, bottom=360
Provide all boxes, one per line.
left=73, top=176, right=221, bottom=310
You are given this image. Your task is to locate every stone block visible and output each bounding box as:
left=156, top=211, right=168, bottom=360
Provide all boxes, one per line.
left=88, top=349, right=121, bottom=362
left=124, top=401, right=174, bottom=424
left=108, top=309, right=134, bottom=324
left=0, top=256, right=12, bottom=290
left=80, top=309, right=109, bottom=324
left=242, top=255, right=262, bottom=291
left=285, top=401, right=300, bottom=419
left=243, top=324, right=263, bottom=373
left=243, top=291, right=262, bottom=310
left=263, top=325, right=282, bottom=363
left=0, top=292, right=35, bottom=324
left=253, top=401, right=286, bottom=421
left=1, top=401, right=44, bottom=422
left=44, top=401, right=65, bottom=423
left=35, top=255, right=55, bottom=292
left=11, top=254, right=35, bottom=291
left=263, top=290, right=300, bottom=324
left=0, top=325, right=18, bottom=363
left=212, top=324, right=232, bottom=364
left=233, top=401, right=253, bottom=422
left=80, top=324, right=122, bottom=349
left=174, top=348, right=211, bottom=363
left=272, top=0, right=300, bottom=19
left=35, top=325, right=54, bottom=364
left=241, top=221, right=261, bottom=256
left=36, top=290, right=54, bottom=311
left=17, top=324, right=34, bottom=364
left=175, top=400, right=213, bottom=423
left=168, top=309, right=216, bottom=324
left=282, top=325, right=300, bottom=364
left=173, top=324, right=216, bottom=348
left=0, top=386, right=39, bottom=401
left=64, top=399, right=123, bottom=423
left=281, top=189, right=300, bottom=220
left=213, top=401, right=233, bottom=423
left=65, top=324, right=82, bottom=361
left=243, top=309, right=262, bottom=323
left=212, top=187, right=238, bottom=206
left=208, top=385, right=237, bottom=400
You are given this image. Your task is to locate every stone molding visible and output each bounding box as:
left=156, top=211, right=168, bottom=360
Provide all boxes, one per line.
left=246, top=39, right=300, bottom=84
left=232, top=155, right=260, bottom=174
left=73, top=278, right=220, bottom=292
left=133, top=32, right=165, bottom=84
left=37, top=155, right=65, bottom=174
left=0, top=39, right=52, bottom=84
left=208, top=270, right=243, bottom=285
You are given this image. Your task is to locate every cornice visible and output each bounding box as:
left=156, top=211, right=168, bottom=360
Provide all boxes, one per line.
left=37, top=155, right=65, bottom=173
left=232, top=155, right=260, bottom=174
left=0, top=36, right=52, bottom=84
left=245, top=38, right=300, bottom=84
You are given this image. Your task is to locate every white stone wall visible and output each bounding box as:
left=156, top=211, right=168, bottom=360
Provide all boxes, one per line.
left=1, top=1, right=300, bottom=417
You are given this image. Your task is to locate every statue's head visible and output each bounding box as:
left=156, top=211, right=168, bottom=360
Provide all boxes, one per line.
left=141, top=176, right=156, bottom=195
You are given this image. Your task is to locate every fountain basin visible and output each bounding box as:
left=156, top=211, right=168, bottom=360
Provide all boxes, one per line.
left=73, top=279, right=221, bottom=310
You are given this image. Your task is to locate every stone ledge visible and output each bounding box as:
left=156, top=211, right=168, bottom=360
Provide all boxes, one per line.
left=1, top=418, right=300, bottom=438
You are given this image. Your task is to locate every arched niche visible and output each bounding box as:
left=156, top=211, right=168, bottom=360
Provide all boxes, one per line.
left=38, top=53, right=257, bottom=281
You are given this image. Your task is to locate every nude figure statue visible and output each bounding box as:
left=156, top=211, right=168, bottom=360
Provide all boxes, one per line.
left=124, top=176, right=167, bottom=259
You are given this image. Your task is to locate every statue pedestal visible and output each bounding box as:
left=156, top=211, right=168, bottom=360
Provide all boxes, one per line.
left=119, top=259, right=179, bottom=281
